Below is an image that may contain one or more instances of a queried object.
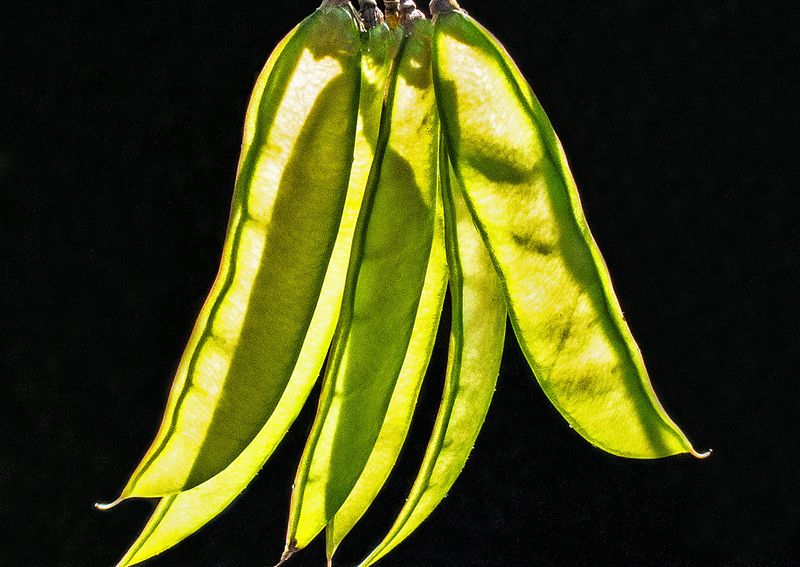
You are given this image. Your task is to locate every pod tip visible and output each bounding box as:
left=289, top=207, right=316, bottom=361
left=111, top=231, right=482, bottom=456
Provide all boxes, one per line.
left=275, top=543, right=297, bottom=567
left=94, top=496, right=124, bottom=511
left=691, top=447, right=712, bottom=459
left=326, top=544, right=337, bottom=567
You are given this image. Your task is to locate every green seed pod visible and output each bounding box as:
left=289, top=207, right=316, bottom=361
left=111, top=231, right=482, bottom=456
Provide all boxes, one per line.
left=102, top=0, right=363, bottom=507
left=359, top=134, right=507, bottom=567
left=430, top=4, right=704, bottom=459
left=284, top=15, right=441, bottom=558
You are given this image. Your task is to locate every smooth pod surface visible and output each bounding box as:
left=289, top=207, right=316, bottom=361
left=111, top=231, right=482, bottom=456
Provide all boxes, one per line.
left=360, top=137, right=506, bottom=567
left=327, top=153, right=447, bottom=562
left=112, top=11, right=397, bottom=565
left=286, top=19, right=441, bottom=554
left=432, top=9, right=701, bottom=458
left=99, top=2, right=710, bottom=566
left=111, top=2, right=364, bottom=501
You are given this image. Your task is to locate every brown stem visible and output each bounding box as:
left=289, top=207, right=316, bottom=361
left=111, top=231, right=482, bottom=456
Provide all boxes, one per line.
left=429, top=0, right=461, bottom=16
left=358, top=0, right=385, bottom=28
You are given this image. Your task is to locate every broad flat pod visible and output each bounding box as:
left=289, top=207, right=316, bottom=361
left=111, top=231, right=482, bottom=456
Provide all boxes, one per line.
left=325, top=16, right=449, bottom=562
left=108, top=3, right=392, bottom=564
left=101, top=0, right=706, bottom=564
left=359, top=135, right=507, bottom=566
left=101, top=0, right=363, bottom=503
left=430, top=0, right=705, bottom=459
left=285, top=15, right=441, bottom=558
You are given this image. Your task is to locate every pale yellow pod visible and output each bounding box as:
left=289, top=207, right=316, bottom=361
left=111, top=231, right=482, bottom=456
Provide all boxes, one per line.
left=104, top=1, right=364, bottom=504
left=432, top=7, right=704, bottom=458
left=111, top=8, right=397, bottom=565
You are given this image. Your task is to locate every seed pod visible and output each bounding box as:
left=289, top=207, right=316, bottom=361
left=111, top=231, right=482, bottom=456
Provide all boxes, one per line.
left=101, top=2, right=707, bottom=565
left=105, top=4, right=400, bottom=564
left=325, top=17, right=450, bottom=562
left=360, top=134, right=507, bottom=567
left=431, top=3, right=704, bottom=459
left=103, top=0, right=364, bottom=503
left=284, top=15, right=441, bottom=558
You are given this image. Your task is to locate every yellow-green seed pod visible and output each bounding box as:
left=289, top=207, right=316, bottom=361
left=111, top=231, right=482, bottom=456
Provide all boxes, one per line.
left=431, top=4, right=704, bottom=459
left=107, top=5, right=400, bottom=565
left=285, top=16, right=440, bottom=558
left=105, top=0, right=364, bottom=504
left=359, top=135, right=507, bottom=567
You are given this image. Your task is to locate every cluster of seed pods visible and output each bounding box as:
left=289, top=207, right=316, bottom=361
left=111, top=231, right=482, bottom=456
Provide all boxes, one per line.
left=99, top=1, right=705, bottom=565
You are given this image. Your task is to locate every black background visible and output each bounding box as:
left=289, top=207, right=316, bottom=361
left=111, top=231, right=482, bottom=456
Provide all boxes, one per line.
left=3, top=1, right=798, bottom=565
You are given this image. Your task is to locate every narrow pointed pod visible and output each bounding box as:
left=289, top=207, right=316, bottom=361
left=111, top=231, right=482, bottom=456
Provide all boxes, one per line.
left=111, top=21, right=399, bottom=567
left=285, top=18, right=441, bottom=556
left=360, top=136, right=506, bottom=567
left=431, top=5, right=705, bottom=458
left=105, top=1, right=364, bottom=503
left=326, top=179, right=447, bottom=560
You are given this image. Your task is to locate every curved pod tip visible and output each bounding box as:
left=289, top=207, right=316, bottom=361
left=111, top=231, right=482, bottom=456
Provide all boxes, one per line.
left=276, top=543, right=298, bottom=567
left=94, top=496, right=124, bottom=511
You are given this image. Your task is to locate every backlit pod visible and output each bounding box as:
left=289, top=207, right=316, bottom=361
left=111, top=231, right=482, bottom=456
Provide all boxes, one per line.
left=326, top=20, right=449, bottom=563
left=103, top=0, right=363, bottom=502
left=285, top=15, right=441, bottom=558
left=360, top=137, right=507, bottom=566
left=100, top=2, right=707, bottom=565
left=109, top=4, right=396, bottom=564
left=430, top=0, right=704, bottom=459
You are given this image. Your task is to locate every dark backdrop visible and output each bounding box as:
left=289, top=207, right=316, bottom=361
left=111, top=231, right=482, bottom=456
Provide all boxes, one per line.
left=3, top=1, right=798, bottom=565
